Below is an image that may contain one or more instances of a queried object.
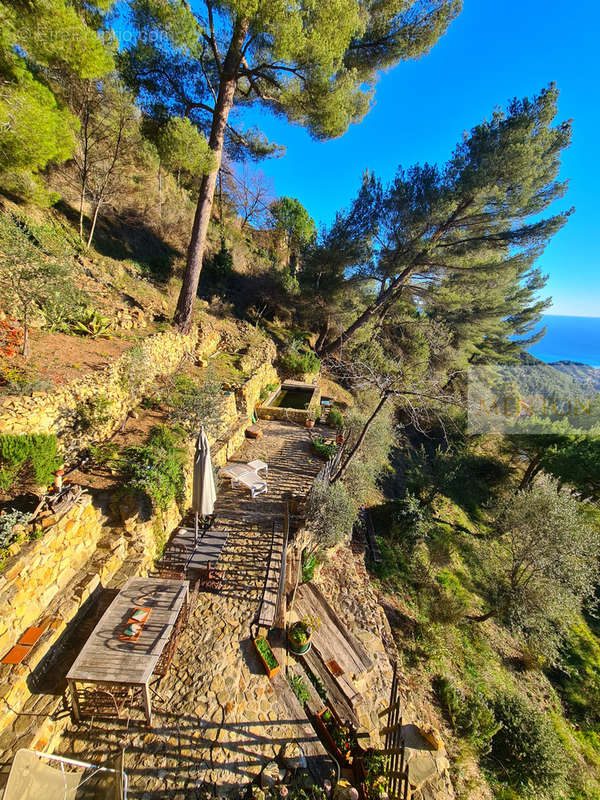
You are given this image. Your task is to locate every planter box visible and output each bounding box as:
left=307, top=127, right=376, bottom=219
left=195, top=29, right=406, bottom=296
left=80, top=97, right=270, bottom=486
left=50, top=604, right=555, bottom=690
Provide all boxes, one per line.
left=253, top=636, right=280, bottom=679
left=314, top=705, right=353, bottom=764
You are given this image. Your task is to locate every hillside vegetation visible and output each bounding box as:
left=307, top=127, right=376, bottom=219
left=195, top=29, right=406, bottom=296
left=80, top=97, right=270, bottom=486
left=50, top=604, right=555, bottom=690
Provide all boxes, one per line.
left=1, top=2, right=599, bottom=798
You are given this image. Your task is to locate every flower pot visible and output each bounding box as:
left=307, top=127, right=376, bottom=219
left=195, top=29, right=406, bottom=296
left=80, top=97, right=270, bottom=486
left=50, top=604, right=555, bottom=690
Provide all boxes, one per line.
left=253, top=636, right=280, bottom=679
left=305, top=419, right=315, bottom=428
left=288, top=622, right=312, bottom=655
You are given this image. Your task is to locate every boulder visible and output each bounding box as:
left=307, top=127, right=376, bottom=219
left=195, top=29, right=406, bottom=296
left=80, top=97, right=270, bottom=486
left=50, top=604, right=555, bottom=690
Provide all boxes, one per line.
left=261, top=761, right=280, bottom=789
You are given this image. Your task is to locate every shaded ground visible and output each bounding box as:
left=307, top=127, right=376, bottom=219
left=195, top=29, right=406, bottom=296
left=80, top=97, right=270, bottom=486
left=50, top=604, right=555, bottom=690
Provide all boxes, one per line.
left=65, top=408, right=169, bottom=493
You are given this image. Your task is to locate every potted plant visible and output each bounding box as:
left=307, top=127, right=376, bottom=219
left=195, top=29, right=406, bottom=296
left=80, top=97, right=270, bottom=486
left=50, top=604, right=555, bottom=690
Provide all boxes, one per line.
left=305, top=410, right=316, bottom=428
left=253, top=635, right=280, bottom=678
left=288, top=614, right=321, bottom=655
left=315, top=706, right=357, bottom=764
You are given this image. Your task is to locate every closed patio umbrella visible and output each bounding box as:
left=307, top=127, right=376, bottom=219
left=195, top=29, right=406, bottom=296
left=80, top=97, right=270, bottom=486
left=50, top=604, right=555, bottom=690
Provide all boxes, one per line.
left=192, top=427, right=216, bottom=544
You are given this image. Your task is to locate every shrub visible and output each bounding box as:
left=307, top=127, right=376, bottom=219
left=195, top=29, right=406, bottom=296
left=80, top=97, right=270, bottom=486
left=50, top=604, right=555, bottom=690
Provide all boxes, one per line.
left=312, top=437, right=337, bottom=460
left=122, top=425, right=186, bottom=510
left=167, top=366, right=223, bottom=435
left=73, top=393, right=113, bottom=433
left=259, top=382, right=278, bottom=403
left=327, top=407, right=344, bottom=429
left=304, top=665, right=327, bottom=702
left=0, top=363, right=53, bottom=395
left=488, top=692, right=569, bottom=792
left=280, top=349, right=320, bottom=376
left=434, top=676, right=499, bottom=755
left=306, top=476, right=357, bottom=550
left=41, top=286, right=89, bottom=333
left=288, top=674, right=310, bottom=704
left=0, top=433, right=61, bottom=493
left=70, top=308, right=112, bottom=338
left=0, top=509, right=31, bottom=550
left=88, top=442, right=120, bottom=467
left=302, top=551, right=318, bottom=583
left=0, top=316, right=23, bottom=357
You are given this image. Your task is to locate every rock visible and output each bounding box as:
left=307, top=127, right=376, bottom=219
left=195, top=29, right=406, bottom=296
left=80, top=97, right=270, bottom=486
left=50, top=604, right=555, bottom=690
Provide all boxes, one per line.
left=408, top=754, right=438, bottom=791
left=280, top=741, right=307, bottom=770
left=261, top=761, right=280, bottom=788
left=332, top=781, right=357, bottom=800
left=418, top=724, right=443, bottom=751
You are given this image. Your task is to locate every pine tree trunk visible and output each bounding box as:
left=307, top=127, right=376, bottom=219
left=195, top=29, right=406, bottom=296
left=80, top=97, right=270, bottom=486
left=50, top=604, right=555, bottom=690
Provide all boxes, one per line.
left=331, top=392, right=390, bottom=483
left=174, top=19, right=249, bottom=333
left=519, top=453, right=542, bottom=489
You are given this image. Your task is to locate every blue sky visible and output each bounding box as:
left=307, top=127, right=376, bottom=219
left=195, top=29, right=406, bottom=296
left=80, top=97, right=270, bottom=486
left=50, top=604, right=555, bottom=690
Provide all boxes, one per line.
left=239, top=0, right=599, bottom=318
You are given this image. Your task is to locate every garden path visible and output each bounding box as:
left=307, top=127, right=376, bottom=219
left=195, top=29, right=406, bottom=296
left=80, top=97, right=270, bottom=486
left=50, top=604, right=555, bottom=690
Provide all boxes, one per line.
left=54, top=420, right=332, bottom=798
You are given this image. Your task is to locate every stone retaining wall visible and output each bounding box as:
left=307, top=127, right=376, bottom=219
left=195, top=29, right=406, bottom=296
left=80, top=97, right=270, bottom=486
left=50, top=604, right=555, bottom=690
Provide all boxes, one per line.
left=0, top=326, right=208, bottom=457
left=236, top=361, right=279, bottom=418
left=0, top=439, right=195, bottom=738
left=0, top=496, right=104, bottom=659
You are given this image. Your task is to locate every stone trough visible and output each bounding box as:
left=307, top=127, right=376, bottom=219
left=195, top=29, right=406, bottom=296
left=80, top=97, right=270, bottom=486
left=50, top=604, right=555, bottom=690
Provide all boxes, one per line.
left=256, top=380, right=321, bottom=425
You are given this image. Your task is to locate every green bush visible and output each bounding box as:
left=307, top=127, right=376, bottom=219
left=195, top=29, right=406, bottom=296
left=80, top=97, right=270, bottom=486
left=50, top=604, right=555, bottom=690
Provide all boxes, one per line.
left=70, top=308, right=112, bottom=338
left=0, top=509, right=31, bottom=550
left=280, top=349, right=320, bottom=376
left=434, top=676, right=499, bottom=755
left=123, top=425, right=186, bottom=510
left=302, top=552, right=318, bottom=582
left=0, top=433, right=61, bottom=493
left=88, top=442, right=120, bottom=467
left=73, top=393, right=113, bottom=433
left=327, top=407, right=344, bottom=429
left=487, top=692, right=569, bottom=792
left=167, top=367, right=223, bottom=434
left=306, top=476, right=357, bottom=550
left=313, top=437, right=337, bottom=460
left=288, top=674, right=311, bottom=704
left=41, top=286, right=89, bottom=333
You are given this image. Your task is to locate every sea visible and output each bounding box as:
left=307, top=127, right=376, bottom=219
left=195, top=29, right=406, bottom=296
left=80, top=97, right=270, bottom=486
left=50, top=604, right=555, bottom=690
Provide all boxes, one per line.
left=527, top=315, right=600, bottom=368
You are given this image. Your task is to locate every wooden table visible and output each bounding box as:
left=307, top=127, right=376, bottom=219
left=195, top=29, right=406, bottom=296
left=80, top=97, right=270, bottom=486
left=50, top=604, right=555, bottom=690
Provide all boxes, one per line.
left=67, top=577, right=188, bottom=725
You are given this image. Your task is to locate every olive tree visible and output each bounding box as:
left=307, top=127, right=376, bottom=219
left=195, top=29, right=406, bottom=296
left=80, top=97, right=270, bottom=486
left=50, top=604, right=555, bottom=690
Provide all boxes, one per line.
left=475, top=479, right=600, bottom=664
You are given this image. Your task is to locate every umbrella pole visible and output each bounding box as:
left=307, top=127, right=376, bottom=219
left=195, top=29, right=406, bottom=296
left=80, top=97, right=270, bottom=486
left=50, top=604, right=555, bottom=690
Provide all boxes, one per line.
left=195, top=512, right=199, bottom=547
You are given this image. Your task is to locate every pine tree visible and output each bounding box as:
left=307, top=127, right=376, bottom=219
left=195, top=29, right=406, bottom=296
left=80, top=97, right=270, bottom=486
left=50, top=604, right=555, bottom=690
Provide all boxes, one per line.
left=0, top=0, right=113, bottom=200
left=121, top=0, right=462, bottom=331
left=318, top=86, right=573, bottom=357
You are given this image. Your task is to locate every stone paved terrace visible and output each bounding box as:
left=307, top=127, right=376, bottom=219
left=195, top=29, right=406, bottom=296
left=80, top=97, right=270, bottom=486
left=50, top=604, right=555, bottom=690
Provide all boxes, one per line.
left=53, top=420, right=329, bottom=798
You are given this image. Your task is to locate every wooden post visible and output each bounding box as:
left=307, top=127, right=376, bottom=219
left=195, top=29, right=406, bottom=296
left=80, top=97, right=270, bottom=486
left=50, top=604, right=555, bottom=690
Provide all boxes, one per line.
left=69, top=680, right=81, bottom=722
left=142, top=682, right=153, bottom=726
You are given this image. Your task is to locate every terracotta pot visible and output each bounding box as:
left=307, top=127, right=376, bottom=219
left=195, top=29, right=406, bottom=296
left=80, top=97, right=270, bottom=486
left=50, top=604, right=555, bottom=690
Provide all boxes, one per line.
left=305, top=419, right=315, bottom=428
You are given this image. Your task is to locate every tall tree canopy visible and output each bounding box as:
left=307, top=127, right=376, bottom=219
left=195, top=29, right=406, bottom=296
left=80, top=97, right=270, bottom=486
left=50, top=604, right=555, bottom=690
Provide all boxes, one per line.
left=121, top=0, right=462, bottom=331
left=270, top=196, right=316, bottom=273
left=0, top=0, right=113, bottom=200
left=315, top=86, right=572, bottom=361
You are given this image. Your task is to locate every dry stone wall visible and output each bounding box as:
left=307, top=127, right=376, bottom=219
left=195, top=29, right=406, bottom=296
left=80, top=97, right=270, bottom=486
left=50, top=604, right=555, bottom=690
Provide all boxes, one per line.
left=0, top=326, right=207, bottom=458
left=0, top=496, right=103, bottom=658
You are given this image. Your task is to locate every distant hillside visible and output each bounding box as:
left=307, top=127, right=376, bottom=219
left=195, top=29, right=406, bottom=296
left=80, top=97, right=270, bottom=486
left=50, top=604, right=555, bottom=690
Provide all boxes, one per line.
left=551, top=360, right=600, bottom=394
left=508, top=353, right=595, bottom=399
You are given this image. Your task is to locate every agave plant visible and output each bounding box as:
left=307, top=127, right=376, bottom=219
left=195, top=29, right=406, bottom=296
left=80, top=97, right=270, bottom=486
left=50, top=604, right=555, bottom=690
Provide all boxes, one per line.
left=71, top=308, right=112, bottom=338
